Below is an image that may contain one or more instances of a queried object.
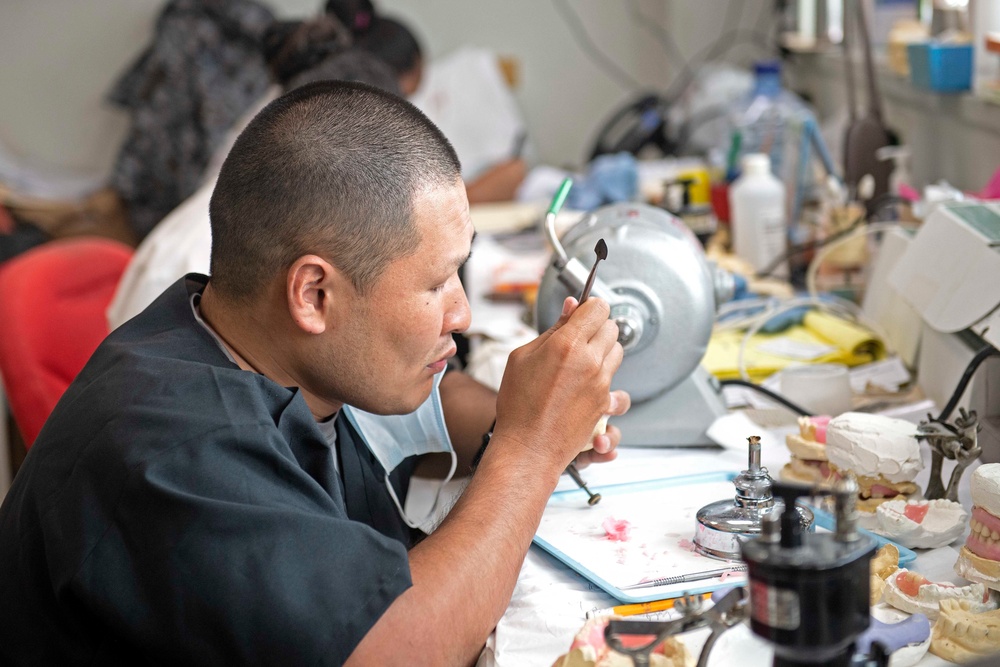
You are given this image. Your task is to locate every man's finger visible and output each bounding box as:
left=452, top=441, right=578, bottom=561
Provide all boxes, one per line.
left=606, top=390, right=631, bottom=417
left=533, top=296, right=578, bottom=344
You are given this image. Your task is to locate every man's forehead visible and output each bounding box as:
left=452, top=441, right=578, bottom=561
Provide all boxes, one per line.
left=411, top=181, right=472, bottom=234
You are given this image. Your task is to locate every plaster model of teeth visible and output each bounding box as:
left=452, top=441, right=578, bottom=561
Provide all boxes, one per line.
left=955, top=464, right=1000, bottom=591
left=930, top=598, right=1000, bottom=663
left=780, top=416, right=839, bottom=488
left=552, top=615, right=692, bottom=667
left=825, top=413, right=923, bottom=524
left=870, top=543, right=900, bottom=605
left=882, top=569, right=999, bottom=620
left=580, top=416, right=609, bottom=453
left=875, top=499, right=968, bottom=549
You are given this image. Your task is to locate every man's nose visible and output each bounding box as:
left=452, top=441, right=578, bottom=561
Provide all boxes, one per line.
left=444, top=280, right=471, bottom=335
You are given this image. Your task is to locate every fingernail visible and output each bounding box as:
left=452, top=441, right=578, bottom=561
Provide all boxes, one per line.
left=562, top=298, right=572, bottom=316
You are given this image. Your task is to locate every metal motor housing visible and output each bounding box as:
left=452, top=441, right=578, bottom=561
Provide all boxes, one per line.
left=536, top=203, right=725, bottom=405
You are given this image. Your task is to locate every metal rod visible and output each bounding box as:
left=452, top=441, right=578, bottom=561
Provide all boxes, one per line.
left=565, top=463, right=602, bottom=506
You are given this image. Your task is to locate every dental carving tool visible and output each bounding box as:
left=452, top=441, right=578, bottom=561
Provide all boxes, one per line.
left=579, top=239, right=608, bottom=303
left=563, top=237, right=609, bottom=506
left=620, top=565, right=747, bottom=591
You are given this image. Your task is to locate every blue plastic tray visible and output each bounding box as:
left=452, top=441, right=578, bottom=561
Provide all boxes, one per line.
left=533, top=472, right=916, bottom=603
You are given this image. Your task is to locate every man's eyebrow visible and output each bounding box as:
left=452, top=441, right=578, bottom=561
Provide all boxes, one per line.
left=449, top=231, right=477, bottom=272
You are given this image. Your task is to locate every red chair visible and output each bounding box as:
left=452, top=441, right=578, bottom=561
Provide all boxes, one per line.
left=0, top=237, right=133, bottom=448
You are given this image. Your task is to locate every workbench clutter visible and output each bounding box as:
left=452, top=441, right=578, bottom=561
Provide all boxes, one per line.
left=539, top=417, right=991, bottom=666
left=704, top=304, right=885, bottom=383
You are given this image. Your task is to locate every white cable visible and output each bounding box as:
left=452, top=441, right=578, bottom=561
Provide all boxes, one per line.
left=723, top=222, right=919, bottom=382
left=736, top=294, right=865, bottom=381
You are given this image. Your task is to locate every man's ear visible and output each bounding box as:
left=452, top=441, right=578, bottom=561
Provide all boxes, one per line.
left=286, top=255, right=347, bottom=334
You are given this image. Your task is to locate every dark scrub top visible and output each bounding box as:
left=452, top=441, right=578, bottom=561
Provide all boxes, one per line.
left=0, top=274, right=418, bottom=666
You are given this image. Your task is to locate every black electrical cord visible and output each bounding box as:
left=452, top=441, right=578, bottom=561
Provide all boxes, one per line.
left=719, top=378, right=813, bottom=416
left=753, top=213, right=867, bottom=279
left=866, top=193, right=911, bottom=221
left=937, top=346, right=1000, bottom=422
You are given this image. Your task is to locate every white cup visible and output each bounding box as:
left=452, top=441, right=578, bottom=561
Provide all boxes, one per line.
left=779, top=363, right=852, bottom=416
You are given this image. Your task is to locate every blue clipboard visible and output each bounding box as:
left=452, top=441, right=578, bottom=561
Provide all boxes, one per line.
left=533, top=471, right=916, bottom=603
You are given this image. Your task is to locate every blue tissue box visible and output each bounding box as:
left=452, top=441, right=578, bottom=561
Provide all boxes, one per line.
left=907, top=42, right=973, bottom=92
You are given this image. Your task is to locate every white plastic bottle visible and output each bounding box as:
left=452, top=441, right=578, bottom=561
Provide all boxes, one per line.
left=729, top=153, right=787, bottom=277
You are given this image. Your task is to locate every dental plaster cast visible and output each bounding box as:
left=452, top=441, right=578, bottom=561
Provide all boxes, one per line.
left=780, top=416, right=838, bottom=488
left=955, top=464, right=1000, bottom=591
left=871, top=543, right=900, bottom=605
left=579, top=416, right=609, bottom=453
left=876, top=499, right=968, bottom=549
left=825, top=413, right=923, bottom=522
left=930, top=598, right=1000, bottom=663
left=883, top=569, right=999, bottom=620
left=859, top=610, right=931, bottom=667
left=551, top=616, right=692, bottom=667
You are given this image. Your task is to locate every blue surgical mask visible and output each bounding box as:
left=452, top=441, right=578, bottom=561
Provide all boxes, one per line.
left=342, top=370, right=456, bottom=530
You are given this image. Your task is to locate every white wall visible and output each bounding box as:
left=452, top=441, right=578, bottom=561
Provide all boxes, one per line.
left=0, top=0, right=773, bottom=191
left=785, top=51, right=1000, bottom=192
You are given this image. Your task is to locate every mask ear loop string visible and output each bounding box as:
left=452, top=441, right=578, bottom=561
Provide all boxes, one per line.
left=384, top=448, right=458, bottom=531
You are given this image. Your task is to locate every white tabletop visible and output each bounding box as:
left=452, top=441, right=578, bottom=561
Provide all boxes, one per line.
left=410, top=423, right=972, bottom=667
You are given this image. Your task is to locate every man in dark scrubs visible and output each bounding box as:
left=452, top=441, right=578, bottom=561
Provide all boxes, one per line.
left=0, top=81, right=628, bottom=665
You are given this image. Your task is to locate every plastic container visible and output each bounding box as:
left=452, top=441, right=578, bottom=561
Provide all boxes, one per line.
left=907, top=42, right=974, bottom=92
left=729, top=153, right=787, bottom=277
left=727, top=61, right=807, bottom=185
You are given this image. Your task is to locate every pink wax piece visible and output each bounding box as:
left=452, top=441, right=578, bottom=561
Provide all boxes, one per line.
left=903, top=503, right=930, bottom=524
left=810, top=416, right=832, bottom=444
left=678, top=538, right=697, bottom=552
left=602, top=517, right=632, bottom=542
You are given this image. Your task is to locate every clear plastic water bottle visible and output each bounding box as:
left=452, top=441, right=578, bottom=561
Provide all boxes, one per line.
left=728, top=61, right=806, bottom=187
left=729, top=153, right=788, bottom=278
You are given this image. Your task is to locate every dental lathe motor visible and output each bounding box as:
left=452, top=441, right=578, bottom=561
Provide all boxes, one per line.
left=535, top=203, right=734, bottom=446
left=742, top=479, right=878, bottom=667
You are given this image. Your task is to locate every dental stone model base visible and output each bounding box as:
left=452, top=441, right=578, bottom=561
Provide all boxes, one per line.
left=551, top=616, right=692, bottom=667
left=955, top=464, right=1000, bottom=591
left=780, top=416, right=838, bottom=488
left=825, top=412, right=924, bottom=528
left=883, top=569, right=999, bottom=620
left=930, top=599, right=1000, bottom=663
left=871, top=543, right=901, bottom=606
left=875, top=499, right=968, bottom=549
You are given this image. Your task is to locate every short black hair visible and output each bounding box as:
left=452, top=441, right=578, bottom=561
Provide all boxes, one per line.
left=208, top=80, right=461, bottom=303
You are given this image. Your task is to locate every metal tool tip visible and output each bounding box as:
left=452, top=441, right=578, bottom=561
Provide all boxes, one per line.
left=587, top=493, right=602, bottom=506
left=595, top=238, right=608, bottom=260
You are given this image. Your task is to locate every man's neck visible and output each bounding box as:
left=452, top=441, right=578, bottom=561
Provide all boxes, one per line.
left=198, top=283, right=343, bottom=420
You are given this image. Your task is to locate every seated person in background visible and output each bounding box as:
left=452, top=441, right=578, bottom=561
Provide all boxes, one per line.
left=106, top=47, right=401, bottom=329
left=0, top=81, right=628, bottom=665
left=108, top=8, right=527, bottom=329
left=328, top=0, right=528, bottom=203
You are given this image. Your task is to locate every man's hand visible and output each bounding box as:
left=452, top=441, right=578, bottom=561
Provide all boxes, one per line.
left=575, top=390, right=630, bottom=469
left=492, top=296, right=626, bottom=471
